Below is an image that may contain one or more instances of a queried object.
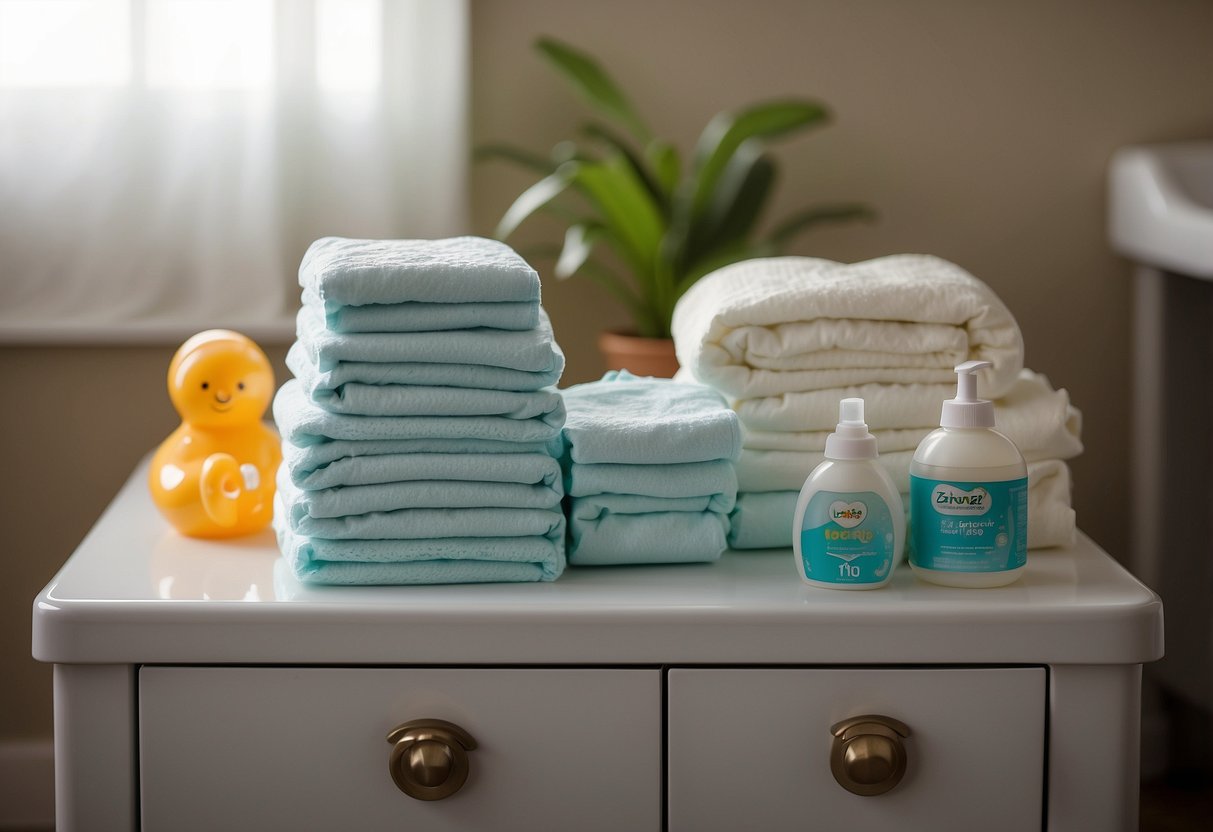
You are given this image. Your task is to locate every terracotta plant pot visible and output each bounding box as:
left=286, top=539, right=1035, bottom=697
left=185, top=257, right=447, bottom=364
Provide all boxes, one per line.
left=597, top=331, right=680, bottom=378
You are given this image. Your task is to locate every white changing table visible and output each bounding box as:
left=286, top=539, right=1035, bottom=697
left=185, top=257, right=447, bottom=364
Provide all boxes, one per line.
left=33, top=461, right=1163, bottom=831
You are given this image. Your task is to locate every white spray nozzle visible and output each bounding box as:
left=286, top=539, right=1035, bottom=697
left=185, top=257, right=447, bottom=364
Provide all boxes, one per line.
left=838, top=397, right=865, bottom=426
left=825, top=397, right=878, bottom=459
left=941, top=360, right=995, bottom=428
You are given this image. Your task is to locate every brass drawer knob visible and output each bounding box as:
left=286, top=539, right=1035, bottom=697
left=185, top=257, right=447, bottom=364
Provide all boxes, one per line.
left=386, top=719, right=478, bottom=801
left=829, top=715, right=911, bottom=796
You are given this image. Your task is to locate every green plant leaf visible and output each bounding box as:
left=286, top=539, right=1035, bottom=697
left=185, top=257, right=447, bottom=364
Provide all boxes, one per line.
left=521, top=238, right=647, bottom=320
left=473, top=143, right=553, bottom=174
left=570, top=156, right=666, bottom=284
left=554, top=223, right=601, bottom=279
left=646, top=139, right=681, bottom=196
left=494, top=164, right=577, bottom=240
left=690, top=99, right=828, bottom=217
left=582, top=122, right=668, bottom=212
left=714, top=151, right=776, bottom=244
left=685, top=142, right=775, bottom=262
left=768, top=203, right=876, bottom=248
left=550, top=140, right=595, bottom=165
left=535, top=37, right=651, bottom=142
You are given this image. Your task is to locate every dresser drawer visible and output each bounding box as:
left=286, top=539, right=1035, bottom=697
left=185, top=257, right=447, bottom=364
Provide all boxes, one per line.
left=139, top=666, right=661, bottom=832
left=667, top=667, right=1046, bottom=832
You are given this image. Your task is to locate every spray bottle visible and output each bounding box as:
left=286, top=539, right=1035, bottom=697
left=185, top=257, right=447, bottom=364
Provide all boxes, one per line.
left=793, top=398, right=904, bottom=589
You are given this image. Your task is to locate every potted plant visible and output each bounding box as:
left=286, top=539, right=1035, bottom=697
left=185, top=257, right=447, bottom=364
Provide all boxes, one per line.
left=481, top=37, right=873, bottom=377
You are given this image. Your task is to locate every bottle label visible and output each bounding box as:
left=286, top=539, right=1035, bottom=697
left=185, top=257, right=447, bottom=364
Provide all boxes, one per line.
left=799, top=491, right=895, bottom=585
left=909, top=476, right=1027, bottom=573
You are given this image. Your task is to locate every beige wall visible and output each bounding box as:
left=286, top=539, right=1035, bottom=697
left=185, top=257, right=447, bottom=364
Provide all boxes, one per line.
left=3, top=0, right=1212, bottom=742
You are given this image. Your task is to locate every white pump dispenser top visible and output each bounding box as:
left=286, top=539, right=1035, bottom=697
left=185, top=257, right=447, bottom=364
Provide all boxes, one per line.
left=940, top=360, right=996, bottom=428
left=824, top=397, right=878, bottom=459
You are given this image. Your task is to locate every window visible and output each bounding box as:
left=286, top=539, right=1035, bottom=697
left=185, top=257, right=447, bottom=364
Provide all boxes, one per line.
left=0, top=0, right=468, bottom=342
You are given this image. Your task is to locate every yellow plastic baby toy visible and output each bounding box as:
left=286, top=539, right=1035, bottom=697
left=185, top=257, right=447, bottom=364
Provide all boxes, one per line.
left=150, top=330, right=282, bottom=538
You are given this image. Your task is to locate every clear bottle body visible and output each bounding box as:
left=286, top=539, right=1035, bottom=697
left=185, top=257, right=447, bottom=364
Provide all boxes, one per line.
left=793, top=458, right=906, bottom=590
left=909, top=427, right=1028, bottom=588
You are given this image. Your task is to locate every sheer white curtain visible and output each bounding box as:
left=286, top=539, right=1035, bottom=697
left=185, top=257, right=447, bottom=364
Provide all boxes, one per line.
left=0, top=0, right=468, bottom=342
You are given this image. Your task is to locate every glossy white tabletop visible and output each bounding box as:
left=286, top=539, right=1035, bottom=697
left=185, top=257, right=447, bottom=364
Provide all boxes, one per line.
left=34, top=462, right=1163, bottom=666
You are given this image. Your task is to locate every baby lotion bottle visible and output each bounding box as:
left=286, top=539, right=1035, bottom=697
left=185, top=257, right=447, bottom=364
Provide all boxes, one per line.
left=909, top=360, right=1028, bottom=587
left=793, top=398, right=905, bottom=590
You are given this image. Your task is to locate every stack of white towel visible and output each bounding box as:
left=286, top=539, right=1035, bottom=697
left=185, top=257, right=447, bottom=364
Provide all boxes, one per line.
left=671, top=254, right=1082, bottom=550
left=272, top=237, right=569, bottom=584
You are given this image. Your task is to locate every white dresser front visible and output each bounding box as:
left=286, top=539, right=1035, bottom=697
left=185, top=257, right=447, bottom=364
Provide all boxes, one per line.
left=34, top=469, right=1163, bottom=832
left=139, top=666, right=662, bottom=832
left=667, top=667, right=1047, bottom=831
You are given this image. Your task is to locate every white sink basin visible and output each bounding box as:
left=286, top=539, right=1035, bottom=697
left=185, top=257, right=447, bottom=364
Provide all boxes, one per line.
left=1109, top=141, right=1213, bottom=279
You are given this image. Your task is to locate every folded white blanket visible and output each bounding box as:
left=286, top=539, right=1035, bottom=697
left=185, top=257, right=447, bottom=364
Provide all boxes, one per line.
left=671, top=254, right=1023, bottom=399
left=739, top=370, right=1082, bottom=456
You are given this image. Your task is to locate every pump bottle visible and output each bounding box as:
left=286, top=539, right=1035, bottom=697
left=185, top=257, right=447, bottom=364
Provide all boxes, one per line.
left=793, top=398, right=905, bottom=590
left=909, top=360, right=1028, bottom=587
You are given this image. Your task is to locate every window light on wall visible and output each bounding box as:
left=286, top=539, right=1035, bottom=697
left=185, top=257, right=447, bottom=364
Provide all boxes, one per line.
left=0, top=0, right=131, bottom=87
left=0, top=0, right=468, bottom=343
left=0, top=0, right=383, bottom=92
left=316, top=0, right=380, bottom=92
left=145, top=0, right=274, bottom=90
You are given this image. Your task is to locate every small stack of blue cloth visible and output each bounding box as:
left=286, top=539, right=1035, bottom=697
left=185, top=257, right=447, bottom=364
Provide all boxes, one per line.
left=560, top=371, right=741, bottom=565
left=272, top=236, right=568, bottom=585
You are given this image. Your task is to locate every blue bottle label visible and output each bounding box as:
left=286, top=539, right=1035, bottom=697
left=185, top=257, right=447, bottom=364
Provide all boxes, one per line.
left=909, top=476, right=1027, bottom=573
left=799, top=491, right=895, bottom=585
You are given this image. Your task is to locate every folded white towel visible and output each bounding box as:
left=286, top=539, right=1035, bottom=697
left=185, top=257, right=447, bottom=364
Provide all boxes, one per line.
left=671, top=254, right=1023, bottom=399
left=738, top=370, right=1082, bottom=457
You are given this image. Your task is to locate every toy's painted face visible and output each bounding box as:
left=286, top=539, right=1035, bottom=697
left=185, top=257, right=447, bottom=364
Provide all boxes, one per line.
left=169, top=337, right=274, bottom=427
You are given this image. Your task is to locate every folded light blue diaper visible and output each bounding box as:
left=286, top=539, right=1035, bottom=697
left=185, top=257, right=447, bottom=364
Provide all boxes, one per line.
left=288, top=450, right=561, bottom=491
left=289, top=346, right=564, bottom=418
left=309, top=383, right=563, bottom=419
left=568, top=509, right=728, bottom=566
left=274, top=379, right=563, bottom=446
left=282, top=436, right=564, bottom=482
left=288, top=341, right=565, bottom=395
left=297, top=305, right=562, bottom=373
left=275, top=522, right=564, bottom=585
left=300, top=236, right=540, bottom=306
left=727, top=491, right=796, bottom=549
left=565, top=460, right=737, bottom=513
left=284, top=480, right=560, bottom=519
left=570, top=493, right=724, bottom=517
left=302, top=287, right=540, bottom=334
left=561, top=371, right=741, bottom=465
left=277, top=466, right=561, bottom=520
left=276, top=489, right=566, bottom=541
left=287, top=344, right=562, bottom=400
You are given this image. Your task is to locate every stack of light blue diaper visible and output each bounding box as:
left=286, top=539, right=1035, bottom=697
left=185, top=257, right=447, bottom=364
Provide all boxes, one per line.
left=272, top=236, right=568, bottom=585
left=560, top=371, right=741, bottom=565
